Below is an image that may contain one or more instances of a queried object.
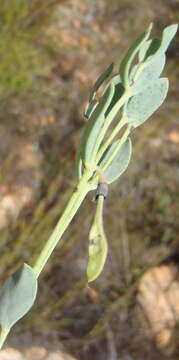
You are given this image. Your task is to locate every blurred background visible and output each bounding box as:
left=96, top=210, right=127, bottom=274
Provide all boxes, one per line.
left=0, top=0, right=178, bottom=359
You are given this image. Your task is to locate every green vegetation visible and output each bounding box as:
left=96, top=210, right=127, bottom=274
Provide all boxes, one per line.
left=0, top=0, right=61, bottom=95
left=0, top=23, right=177, bottom=349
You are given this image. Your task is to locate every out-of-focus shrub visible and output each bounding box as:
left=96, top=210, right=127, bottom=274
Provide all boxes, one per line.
left=0, top=0, right=61, bottom=95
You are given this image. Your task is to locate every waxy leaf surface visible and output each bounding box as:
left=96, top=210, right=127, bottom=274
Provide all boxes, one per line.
left=119, top=23, right=152, bottom=86
left=130, top=53, right=166, bottom=94
left=0, top=264, right=37, bottom=330
left=139, top=24, right=178, bottom=62
left=89, top=63, right=114, bottom=103
left=84, top=99, right=98, bottom=119
left=100, top=138, right=132, bottom=184
left=105, top=75, right=125, bottom=116
left=79, top=84, right=115, bottom=164
left=126, top=78, right=169, bottom=127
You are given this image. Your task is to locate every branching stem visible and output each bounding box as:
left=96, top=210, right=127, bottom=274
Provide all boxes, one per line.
left=33, top=169, right=93, bottom=277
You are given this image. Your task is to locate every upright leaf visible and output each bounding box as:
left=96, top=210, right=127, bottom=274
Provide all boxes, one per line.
left=87, top=196, right=108, bottom=282
left=104, top=75, right=125, bottom=116
left=119, top=23, right=153, bottom=87
left=0, top=264, right=37, bottom=331
left=84, top=99, right=98, bottom=119
left=160, top=24, right=178, bottom=53
left=130, top=53, right=166, bottom=94
left=139, top=38, right=161, bottom=62
left=139, top=24, right=178, bottom=62
left=75, top=150, right=83, bottom=180
left=126, top=78, right=169, bottom=128
left=99, top=138, right=132, bottom=184
left=79, top=84, right=115, bottom=164
left=89, top=63, right=114, bottom=103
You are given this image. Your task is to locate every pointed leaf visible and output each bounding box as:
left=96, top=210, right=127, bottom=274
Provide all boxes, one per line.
left=139, top=24, right=178, bottom=63
left=139, top=38, right=161, bottom=61
left=100, top=138, right=132, bottom=184
left=160, top=24, right=178, bottom=53
left=126, top=78, right=169, bottom=128
left=84, top=99, right=98, bottom=119
left=75, top=153, right=83, bottom=179
left=87, top=197, right=108, bottom=282
left=130, top=53, right=166, bottom=94
left=119, top=23, right=153, bottom=86
left=80, top=84, right=115, bottom=164
left=0, top=264, right=37, bottom=330
left=89, top=63, right=114, bottom=103
left=105, top=75, right=125, bottom=116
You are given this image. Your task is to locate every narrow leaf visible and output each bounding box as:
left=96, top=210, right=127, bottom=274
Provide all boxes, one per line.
left=119, top=23, right=153, bottom=87
left=0, top=264, right=37, bottom=330
left=126, top=78, right=169, bottom=128
left=139, top=38, right=161, bottom=62
left=99, top=138, right=132, bottom=184
left=139, top=24, right=178, bottom=62
left=84, top=99, right=98, bottom=119
left=87, top=196, right=108, bottom=282
left=75, top=153, right=83, bottom=180
left=160, top=24, right=178, bottom=53
left=105, top=75, right=125, bottom=116
left=89, top=63, right=114, bottom=103
left=80, top=84, right=115, bottom=164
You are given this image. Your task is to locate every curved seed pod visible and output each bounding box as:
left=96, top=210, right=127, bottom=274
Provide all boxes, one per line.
left=87, top=196, right=108, bottom=282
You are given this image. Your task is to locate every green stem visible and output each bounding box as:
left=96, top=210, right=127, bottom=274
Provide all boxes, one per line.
left=0, top=327, right=10, bottom=349
left=96, top=195, right=104, bottom=227
left=96, top=115, right=127, bottom=164
left=33, top=170, right=92, bottom=278
left=91, top=124, right=131, bottom=186
left=102, top=124, right=131, bottom=171
left=91, top=91, right=131, bottom=163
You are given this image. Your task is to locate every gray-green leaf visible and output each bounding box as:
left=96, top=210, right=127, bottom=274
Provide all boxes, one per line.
left=87, top=197, right=108, bottom=282
left=139, top=38, right=161, bottom=62
left=100, top=138, right=132, bottom=184
left=89, top=63, right=114, bottom=103
left=160, top=24, right=178, bottom=53
left=104, top=75, right=125, bottom=116
left=126, top=78, right=169, bottom=128
left=139, top=24, right=178, bottom=62
left=119, top=23, right=152, bottom=87
left=84, top=99, right=98, bottom=119
left=130, top=53, right=166, bottom=94
left=0, top=264, right=37, bottom=330
left=79, top=84, right=115, bottom=164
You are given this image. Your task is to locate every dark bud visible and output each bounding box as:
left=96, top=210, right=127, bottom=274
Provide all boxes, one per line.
left=95, top=182, right=108, bottom=200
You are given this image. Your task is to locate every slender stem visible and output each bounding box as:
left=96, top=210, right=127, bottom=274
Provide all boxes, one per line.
left=33, top=170, right=92, bottom=278
left=0, top=327, right=10, bottom=349
left=91, top=124, right=131, bottom=186
left=97, top=195, right=104, bottom=228
left=96, top=115, right=127, bottom=164
left=102, top=124, right=131, bottom=171
left=91, top=91, right=131, bottom=163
